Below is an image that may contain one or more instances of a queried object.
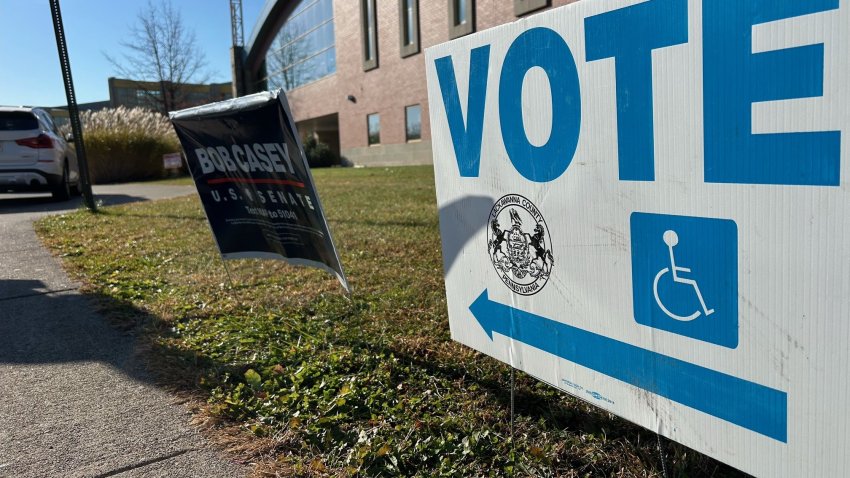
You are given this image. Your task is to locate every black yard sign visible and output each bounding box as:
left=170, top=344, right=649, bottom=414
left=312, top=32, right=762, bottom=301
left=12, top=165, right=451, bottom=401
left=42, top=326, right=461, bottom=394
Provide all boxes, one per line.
left=170, top=91, right=348, bottom=291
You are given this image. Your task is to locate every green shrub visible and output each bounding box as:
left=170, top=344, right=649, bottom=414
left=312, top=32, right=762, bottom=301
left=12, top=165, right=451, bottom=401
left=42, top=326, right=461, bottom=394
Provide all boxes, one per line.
left=65, top=107, right=182, bottom=184
left=303, top=134, right=338, bottom=168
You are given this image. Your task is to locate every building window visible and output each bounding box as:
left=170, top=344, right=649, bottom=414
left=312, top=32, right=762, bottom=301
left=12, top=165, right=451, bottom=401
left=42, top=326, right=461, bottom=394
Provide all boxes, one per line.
left=367, top=113, right=381, bottom=145
left=399, top=0, right=419, bottom=58
left=361, top=0, right=378, bottom=71
left=405, top=105, right=421, bottom=141
left=448, top=0, right=474, bottom=39
left=264, top=0, right=336, bottom=91
left=514, top=0, right=549, bottom=16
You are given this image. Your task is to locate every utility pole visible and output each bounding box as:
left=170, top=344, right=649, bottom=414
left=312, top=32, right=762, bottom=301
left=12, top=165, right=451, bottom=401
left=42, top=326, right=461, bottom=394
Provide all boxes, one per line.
left=230, top=0, right=244, bottom=48
left=230, top=0, right=246, bottom=97
left=49, top=0, right=96, bottom=211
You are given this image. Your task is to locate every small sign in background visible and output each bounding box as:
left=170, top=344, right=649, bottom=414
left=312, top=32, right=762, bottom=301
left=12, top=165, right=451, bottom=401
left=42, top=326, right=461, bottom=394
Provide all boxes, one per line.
left=162, top=152, right=183, bottom=170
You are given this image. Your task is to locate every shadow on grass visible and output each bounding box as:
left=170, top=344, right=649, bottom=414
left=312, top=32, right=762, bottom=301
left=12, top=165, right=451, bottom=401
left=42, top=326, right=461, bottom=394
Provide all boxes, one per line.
left=317, top=309, right=744, bottom=477
left=2, top=277, right=743, bottom=477
left=0, top=194, right=149, bottom=215
left=100, top=210, right=209, bottom=222
left=330, top=217, right=437, bottom=229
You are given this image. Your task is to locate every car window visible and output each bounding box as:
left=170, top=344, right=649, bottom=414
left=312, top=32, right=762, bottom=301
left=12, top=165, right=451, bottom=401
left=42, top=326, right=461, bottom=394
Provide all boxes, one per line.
left=34, top=111, right=56, bottom=134
left=0, top=112, right=39, bottom=131
left=36, top=115, right=49, bottom=132
left=41, top=112, right=59, bottom=134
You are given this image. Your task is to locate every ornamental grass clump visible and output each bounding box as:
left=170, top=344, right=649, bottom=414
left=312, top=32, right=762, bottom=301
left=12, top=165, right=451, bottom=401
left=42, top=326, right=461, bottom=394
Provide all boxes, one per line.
left=68, top=107, right=182, bottom=183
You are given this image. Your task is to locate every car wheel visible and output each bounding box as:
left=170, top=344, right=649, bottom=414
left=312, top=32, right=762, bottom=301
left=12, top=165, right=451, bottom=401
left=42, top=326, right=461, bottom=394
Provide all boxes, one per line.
left=52, top=161, right=71, bottom=201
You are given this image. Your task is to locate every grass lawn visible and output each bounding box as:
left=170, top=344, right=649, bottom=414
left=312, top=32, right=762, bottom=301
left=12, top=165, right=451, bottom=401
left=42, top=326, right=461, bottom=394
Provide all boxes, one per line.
left=35, top=166, right=741, bottom=477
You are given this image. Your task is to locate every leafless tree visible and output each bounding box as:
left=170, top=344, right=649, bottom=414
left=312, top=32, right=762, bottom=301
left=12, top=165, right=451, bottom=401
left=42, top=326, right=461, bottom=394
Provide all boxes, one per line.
left=105, top=0, right=209, bottom=114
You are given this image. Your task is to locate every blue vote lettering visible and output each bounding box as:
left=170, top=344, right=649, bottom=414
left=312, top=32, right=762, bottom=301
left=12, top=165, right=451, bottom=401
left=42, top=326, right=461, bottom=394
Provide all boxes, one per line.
left=585, top=0, right=689, bottom=182
left=499, top=27, right=581, bottom=183
left=434, top=45, right=491, bottom=178
left=433, top=0, right=841, bottom=187
left=703, top=0, right=841, bottom=186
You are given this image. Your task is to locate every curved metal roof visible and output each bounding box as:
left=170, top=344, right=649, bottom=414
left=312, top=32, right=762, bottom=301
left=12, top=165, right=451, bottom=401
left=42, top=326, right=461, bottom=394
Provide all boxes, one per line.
left=244, top=0, right=297, bottom=73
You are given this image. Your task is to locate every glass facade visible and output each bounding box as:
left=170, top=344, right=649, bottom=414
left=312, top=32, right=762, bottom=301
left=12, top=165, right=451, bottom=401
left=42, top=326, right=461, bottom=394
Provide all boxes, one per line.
left=265, top=0, right=336, bottom=91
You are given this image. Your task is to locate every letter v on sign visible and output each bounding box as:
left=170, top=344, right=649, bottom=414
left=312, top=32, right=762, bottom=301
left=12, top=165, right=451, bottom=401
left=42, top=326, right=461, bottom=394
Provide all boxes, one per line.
left=434, top=45, right=491, bottom=178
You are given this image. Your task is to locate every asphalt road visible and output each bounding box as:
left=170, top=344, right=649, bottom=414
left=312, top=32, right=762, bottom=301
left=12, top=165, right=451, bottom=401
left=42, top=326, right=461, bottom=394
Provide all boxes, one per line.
left=0, top=185, right=247, bottom=477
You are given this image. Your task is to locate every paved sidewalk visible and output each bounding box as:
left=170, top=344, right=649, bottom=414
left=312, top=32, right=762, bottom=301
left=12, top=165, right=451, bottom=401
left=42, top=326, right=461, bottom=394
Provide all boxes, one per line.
left=0, top=186, right=246, bottom=477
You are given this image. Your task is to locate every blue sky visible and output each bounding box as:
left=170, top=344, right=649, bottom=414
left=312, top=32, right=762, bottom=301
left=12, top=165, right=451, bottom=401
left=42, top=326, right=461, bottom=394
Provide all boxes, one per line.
left=0, top=0, right=264, bottom=107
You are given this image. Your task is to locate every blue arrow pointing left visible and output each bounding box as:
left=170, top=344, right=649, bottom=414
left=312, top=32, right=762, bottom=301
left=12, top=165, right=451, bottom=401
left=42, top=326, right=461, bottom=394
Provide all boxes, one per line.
left=469, top=289, right=787, bottom=442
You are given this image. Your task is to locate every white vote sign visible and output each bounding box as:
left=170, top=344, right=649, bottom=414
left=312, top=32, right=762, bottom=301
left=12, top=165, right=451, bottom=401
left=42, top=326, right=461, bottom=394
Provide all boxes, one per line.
left=425, top=0, right=849, bottom=476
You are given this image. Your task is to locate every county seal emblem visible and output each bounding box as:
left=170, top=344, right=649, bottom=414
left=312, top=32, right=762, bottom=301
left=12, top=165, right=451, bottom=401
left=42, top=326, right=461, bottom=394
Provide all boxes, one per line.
left=487, top=194, right=554, bottom=295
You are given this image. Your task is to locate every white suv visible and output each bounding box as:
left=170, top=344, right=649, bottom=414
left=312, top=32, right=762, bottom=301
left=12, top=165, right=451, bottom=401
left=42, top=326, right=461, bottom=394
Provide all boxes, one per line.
left=0, top=106, right=80, bottom=200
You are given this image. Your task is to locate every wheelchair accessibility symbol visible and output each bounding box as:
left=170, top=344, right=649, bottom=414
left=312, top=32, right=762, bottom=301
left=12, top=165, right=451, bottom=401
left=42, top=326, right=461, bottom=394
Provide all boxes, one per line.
left=631, top=213, right=739, bottom=348
left=654, top=230, right=714, bottom=322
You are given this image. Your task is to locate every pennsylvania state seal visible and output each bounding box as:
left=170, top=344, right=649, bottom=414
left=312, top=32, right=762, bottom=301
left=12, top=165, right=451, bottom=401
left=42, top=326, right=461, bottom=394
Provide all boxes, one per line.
left=487, top=194, right=554, bottom=295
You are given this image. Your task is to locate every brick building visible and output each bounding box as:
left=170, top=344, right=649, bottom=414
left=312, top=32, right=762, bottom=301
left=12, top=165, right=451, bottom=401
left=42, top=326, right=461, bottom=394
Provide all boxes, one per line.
left=241, top=0, right=577, bottom=166
left=107, top=78, right=233, bottom=113
left=50, top=79, right=232, bottom=127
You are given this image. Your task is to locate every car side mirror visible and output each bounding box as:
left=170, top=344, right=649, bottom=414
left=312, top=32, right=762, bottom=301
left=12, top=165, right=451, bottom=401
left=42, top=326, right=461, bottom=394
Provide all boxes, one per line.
left=64, top=133, right=74, bottom=142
